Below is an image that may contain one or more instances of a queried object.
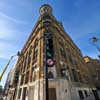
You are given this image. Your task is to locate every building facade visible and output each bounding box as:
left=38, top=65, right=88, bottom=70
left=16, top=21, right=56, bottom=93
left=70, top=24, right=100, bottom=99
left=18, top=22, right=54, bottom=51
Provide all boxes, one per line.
left=7, top=4, right=99, bottom=100
left=84, top=56, right=100, bottom=99
left=4, top=63, right=17, bottom=100
left=0, top=85, right=3, bottom=100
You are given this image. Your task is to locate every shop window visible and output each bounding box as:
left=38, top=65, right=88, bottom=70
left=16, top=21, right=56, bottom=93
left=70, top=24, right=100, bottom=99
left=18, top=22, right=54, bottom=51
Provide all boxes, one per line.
left=48, top=71, right=54, bottom=78
left=78, top=90, right=84, bottom=99
left=84, top=90, right=88, bottom=97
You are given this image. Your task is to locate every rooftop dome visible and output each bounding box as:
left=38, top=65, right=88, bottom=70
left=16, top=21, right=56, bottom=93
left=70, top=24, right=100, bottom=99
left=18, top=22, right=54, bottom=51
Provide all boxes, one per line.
left=39, top=4, right=52, bottom=15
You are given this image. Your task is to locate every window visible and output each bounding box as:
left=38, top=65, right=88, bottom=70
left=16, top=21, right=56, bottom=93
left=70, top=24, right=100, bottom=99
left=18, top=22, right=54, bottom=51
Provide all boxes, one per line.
left=59, top=38, right=64, bottom=46
left=22, top=87, right=27, bottom=100
left=72, top=69, right=78, bottom=82
left=30, top=67, right=34, bottom=82
left=46, top=34, right=54, bottom=60
left=18, top=88, right=22, bottom=99
left=49, top=88, right=56, bottom=100
left=60, top=48, right=66, bottom=58
left=32, top=39, right=38, bottom=65
left=28, top=47, right=32, bottom=66
left=14, top=70, right=19, bottom=84
left=26, top=53, right=29, bottom=70
left=78, top=72, right=82, bottom=82
left=60, top=68, right=66, bottom=78
left=19, top=63, right=23, bottom=73
left=30, top=65, right=36, bottom=82
left=42, top=15, right=51, bottom=19
left=45, top=33, right=54, bottom=67
left=43, top=21, right=51, bottom=26
left=25, top=71, right=29, bottom=84
left=23, top=56, right=26, bottom=73
left=66, top=48, right=70, bottom=56
left=20, top=74, right=24, bottom=85
left=32, top=71, right=36, bottom=81
left=48, top=71, right=54, bottom=78
left=78, top=90, right=84, bottom=99
left=69, top=56, right=73, bottom=64
left=72, top=57, right=78, bottom=66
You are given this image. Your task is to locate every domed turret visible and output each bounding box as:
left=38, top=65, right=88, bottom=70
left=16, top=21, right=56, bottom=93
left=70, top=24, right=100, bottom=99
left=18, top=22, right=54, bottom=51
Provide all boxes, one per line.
left=39, top=4, right=52, bottom=15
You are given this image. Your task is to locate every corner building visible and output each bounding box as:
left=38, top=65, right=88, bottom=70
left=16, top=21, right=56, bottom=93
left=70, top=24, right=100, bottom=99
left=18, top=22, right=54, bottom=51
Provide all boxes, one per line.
left=9, top=4, right=97, bottom=100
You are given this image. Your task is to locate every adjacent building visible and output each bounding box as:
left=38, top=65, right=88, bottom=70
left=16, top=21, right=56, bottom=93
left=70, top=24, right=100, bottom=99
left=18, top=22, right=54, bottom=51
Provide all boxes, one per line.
left=4, top=63, right=17, bottom=99
left=0, top=85, right=3, bottom=99
left=6, top=4, right=99, bottom=100
left=84, top=56, right=100, bottom=98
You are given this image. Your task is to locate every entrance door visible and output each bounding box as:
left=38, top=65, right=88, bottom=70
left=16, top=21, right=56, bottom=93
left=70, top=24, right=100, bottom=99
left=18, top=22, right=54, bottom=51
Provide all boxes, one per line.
left=49, top=88, right=57, bottom=100
left=22, top=87, right=27, bottom=100
left=28, top=86, right=34, bottom=100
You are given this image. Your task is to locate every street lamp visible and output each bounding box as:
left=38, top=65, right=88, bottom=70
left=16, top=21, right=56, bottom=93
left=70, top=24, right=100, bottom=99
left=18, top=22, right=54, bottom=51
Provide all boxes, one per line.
left=90, top=37, right=100, bottom=52
left=89, top=36, right=100, bottom=59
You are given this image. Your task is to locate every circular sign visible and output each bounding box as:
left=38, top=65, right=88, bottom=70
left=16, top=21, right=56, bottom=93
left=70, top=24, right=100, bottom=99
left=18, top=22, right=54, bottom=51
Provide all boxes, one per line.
left=47, top=59, right=54, bottom=66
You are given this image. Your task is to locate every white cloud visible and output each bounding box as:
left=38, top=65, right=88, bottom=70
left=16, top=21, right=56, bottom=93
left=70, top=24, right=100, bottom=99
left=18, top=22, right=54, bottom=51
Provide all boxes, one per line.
left=0, top=42, right=17, bottom=59
left=0, top=11, right=28, bottom=24
left=0, top=12, right=23, bottom=60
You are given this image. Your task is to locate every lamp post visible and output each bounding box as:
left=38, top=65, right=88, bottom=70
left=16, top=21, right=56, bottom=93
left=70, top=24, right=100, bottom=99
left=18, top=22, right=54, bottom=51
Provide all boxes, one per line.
left=90, top=36, right=100, bottom=59
left=89, top=36, right=100, bottom=82
left=90, top=37, right=100, bottom=52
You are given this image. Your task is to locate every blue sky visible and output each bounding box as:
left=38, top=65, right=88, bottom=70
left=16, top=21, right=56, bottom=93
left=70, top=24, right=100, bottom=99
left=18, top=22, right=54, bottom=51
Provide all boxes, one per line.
left=0, top=0, right=100, bottom=86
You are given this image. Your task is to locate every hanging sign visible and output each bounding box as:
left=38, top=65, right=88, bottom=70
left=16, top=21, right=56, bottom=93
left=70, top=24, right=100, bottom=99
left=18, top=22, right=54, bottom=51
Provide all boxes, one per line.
left=47, top=59, right=54, bottom=66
